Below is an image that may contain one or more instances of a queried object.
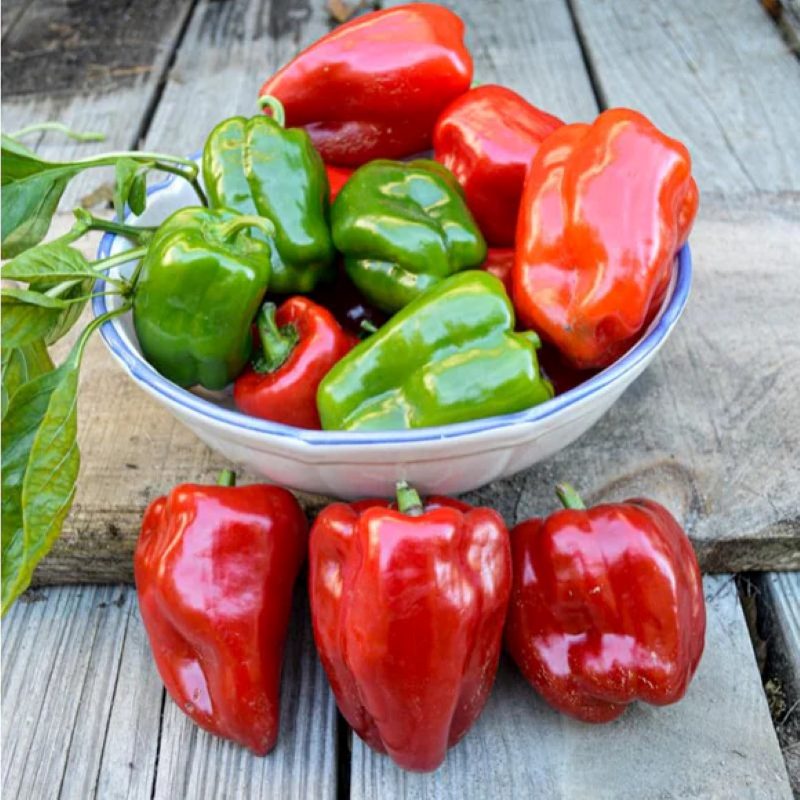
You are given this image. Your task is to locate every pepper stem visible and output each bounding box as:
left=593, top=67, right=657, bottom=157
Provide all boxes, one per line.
left=218, top=214, right=275, bottom=242
left=520, top=330, right=542, bottom=350
left=555, top=483, right=586, bottom=510
left=396, top=480, right=424, bottom=517
left=253, top=303, right=299, bottom=374
left=257, top=95, right=286, bottom=127
left=217, top=469, right=236, bottom=487
left=360, top=320, right=379, bottom=338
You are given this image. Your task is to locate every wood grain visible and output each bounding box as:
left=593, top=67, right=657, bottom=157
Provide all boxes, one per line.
left=570, top=0, right=800, bottom=194
left=351, top=576, right=793, bottom=799
left=0, top=0, right=196, bottom=209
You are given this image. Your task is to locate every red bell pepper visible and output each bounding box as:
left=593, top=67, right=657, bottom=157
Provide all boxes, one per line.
left=234, top=297, right=354, bottom=429
left=513, top=108, right=699, bottom=369
left=259, top=4, right=473, bottom=166
left=134, top=471, right=308, bottom=755
left=309, top=482, right=511, bottom=771
left=480, top=248, right=515, bottom=295
left=504, top=483, right=706, bottom=723
left=326, top=164, right=354, bottom=203
left=434, top=85, right=563, bottom=246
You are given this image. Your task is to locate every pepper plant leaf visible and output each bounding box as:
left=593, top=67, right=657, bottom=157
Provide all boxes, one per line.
left=114, top=158, right=152, bottom=222
left=1, top=312, right=114, bottom=614
left=1, top=341, right=54, bottom=420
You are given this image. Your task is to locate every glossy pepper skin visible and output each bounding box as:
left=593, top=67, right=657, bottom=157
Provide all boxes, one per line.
left=332, top=159, right=487, bottom=313
left=326, top=164, right=353, bottom=203
left=134, top=472, right=308, bottom=755
left=233, top=297, right=354, bottom=429
left=317, top=271, right=553, bottom=431
left=513, top=108, right=699, bottom=369
left=202, top=101, right=334, bottom=294
left=259, top=4, right=472, bottom=166
left=505, top=484, right=706, bottom=723
left=309, top=482, right=512, bottom=771
left=132, top=207, right=273, bottom=390
left=434, top=86, right=563, bottom=247
left=481, top=248, right=515, bottom=295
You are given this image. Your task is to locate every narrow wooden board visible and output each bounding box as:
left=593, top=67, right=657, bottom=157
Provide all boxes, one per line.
left=761, top=572, right=800, bottom=700
left=151, top=590, right=338, bottom=800
left=1, top=586, right=146, bottom=800
left=1, top=584, right=338, bottom=800
left=351, top=576, right=793, bottom=799
left=570, top=0, right=800, bottom=195
left=0, top=0, right=196, bottom=209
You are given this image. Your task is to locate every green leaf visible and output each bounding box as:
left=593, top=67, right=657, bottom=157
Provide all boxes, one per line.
left=1, top=240, right=101, bottom=285
left=1, top=312, right=113, bottom=613
left=1, top=293, right=63, bottom=348
left=1, top=280, right=94, bottom=348
left=1, top=342, right=54, bottom=420
left=114, top=158, right=152, bottom=221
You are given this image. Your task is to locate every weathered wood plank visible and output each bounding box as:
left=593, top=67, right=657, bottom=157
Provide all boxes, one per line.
left=1, top=586, right=151, bottom=800
left=151, top=589, right=338, bottom=800
left=0, top=0, right=196, bottom=208
left=570, top=0, right=800, bottom=194
left=1, top=0, right=35, bottom=38
left=32, top=191, right=800, bottom=586
left=759, top=571, right=800, bottom=796
left=351, top=576, right=793, bottom=799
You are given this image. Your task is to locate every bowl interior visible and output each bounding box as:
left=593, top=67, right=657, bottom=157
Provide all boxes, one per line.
left=93, top=170, right=692, bottom=448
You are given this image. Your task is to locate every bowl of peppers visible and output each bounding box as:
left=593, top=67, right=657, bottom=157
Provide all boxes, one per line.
left=93, top=4, right=697, bottom=499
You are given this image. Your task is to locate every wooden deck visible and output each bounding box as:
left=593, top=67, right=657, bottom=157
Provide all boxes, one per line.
left=2, top=0, right=799, bottom=797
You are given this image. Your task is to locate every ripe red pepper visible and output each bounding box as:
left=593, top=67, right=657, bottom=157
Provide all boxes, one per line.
left=233, top=297, right=354, bottom=429
left=513, top=108, right=699, bottom=369
left=259, top=4, right=473, bottom=166
left=480, top=248, right=515, bottom=295
left=326, top=164, right=353, bottom=202
left=504, top=483, right=706, bottom=723
left=434, top=85, right=563, bottom=246
left=134, top=471, right=308, bottom=755
left=309, top=482, right=511, bottom=771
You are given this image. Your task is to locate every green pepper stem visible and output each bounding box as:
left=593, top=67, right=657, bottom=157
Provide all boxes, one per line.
left=10, top=121, right=106, bottom=142
left=396, top=480, right=424, bottom=517
left=73, top=208, right=156, bottom=242
left=360, top=320, right=379, bottom=337
left=253, top=303, right=299, bottom=374
left=217, top=469, right=236, bottom=487
left=520, top=330, right=542, bottom=350
left=258, top=95, right=286, bottom=128
left=555, top=483, right=586, bottom=510
left=218, top=214, right=275, bottom=242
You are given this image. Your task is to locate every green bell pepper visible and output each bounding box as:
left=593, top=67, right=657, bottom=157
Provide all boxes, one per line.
left=132, top=207, right=273, bottom=390
left=331, top=159, right=487, bottom=313
left=317, top=271, right=553, bottom=431
left=202, top=97, right=335, bottom=294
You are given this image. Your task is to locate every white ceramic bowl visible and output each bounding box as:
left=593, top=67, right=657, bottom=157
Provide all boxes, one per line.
left=93, top=171, right=692, bottom=499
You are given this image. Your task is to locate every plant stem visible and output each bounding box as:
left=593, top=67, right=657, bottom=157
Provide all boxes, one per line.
left=396, top=480, right=424, bottom=516
left=253, top=303, right=299, bottom=373
left=218, top=469, right=236, bottom=487
left=555, top=483, right=586, bottom=510
left=257, top=95, right=286, bottom=127
left=11, top=122, right=106, bottom=142
left=154, top=162, right=209, bottom=207
left=218, top=214, right=275, bottom=241
left=73, top=208, right=156, bottom=242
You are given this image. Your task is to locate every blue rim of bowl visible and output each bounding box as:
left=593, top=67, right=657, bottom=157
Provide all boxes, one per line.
left=93, top=170, right=692, bottom=447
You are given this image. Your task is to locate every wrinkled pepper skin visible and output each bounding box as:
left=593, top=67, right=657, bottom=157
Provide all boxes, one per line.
left=513, top=108, right=699, bottom=369
left=203, top=113, right=334, bottom=293
left=234, top=297, right=354, bottom=429
left=317, top=271, right=553, bottom=431
left=504, top=485, right=706, bottom=723
left=132, top=207, right=272, bottom=390
left=309, top=483, right=512, bottom=771
left=259, top=4, right=472, bottom=166
left=434, top=86, right=563, bottom=247
left=134, top=475, right=309, bottom=755
left=332, top=159, right=487, bottom=313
